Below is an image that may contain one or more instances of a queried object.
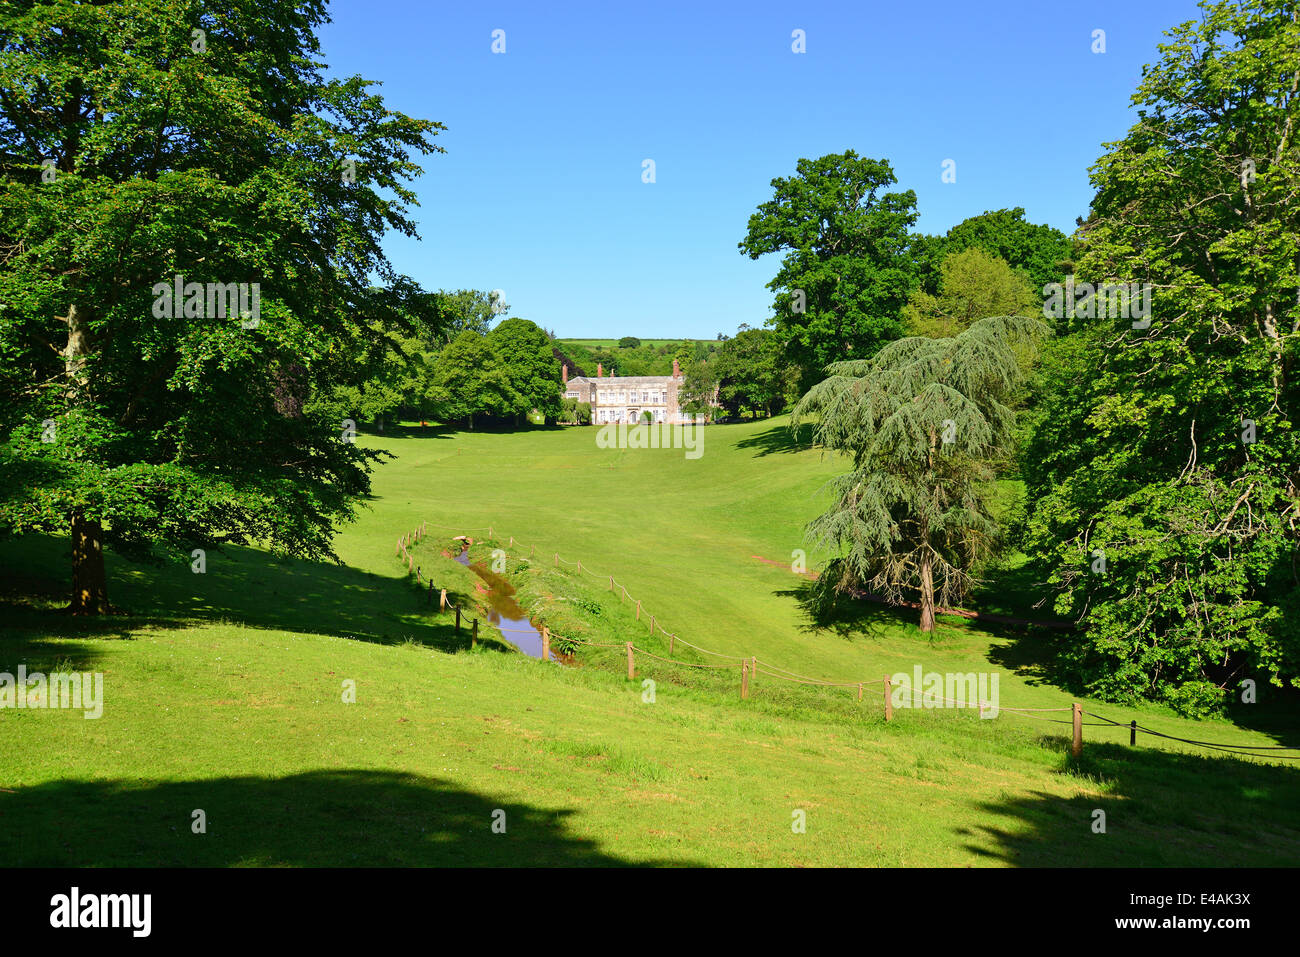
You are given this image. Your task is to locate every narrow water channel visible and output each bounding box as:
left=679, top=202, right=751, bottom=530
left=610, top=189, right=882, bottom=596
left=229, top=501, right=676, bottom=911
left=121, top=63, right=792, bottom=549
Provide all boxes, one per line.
left=454, top=549, right=561, bottom=661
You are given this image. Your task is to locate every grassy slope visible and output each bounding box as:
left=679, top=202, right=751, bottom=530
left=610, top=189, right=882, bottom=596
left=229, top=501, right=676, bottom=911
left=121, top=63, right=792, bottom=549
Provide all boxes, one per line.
left=2, top=417, right=1299, bottom=866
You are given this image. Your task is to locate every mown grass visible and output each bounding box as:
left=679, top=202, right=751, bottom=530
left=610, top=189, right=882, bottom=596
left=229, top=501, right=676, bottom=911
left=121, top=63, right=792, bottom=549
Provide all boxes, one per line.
left=1, top=416, right=1298, bottom=866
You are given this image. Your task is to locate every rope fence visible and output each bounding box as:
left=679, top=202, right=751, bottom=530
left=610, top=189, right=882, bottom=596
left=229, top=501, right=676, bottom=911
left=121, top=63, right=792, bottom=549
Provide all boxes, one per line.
left=392, top=519, right=1300, bottom=766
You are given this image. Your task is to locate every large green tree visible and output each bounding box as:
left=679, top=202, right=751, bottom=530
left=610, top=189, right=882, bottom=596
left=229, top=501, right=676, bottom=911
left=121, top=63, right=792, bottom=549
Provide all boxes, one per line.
left=713, top=327, right=796, bottom=418
left=794, top=317, right=1043, bottom=632
left=0, top=0, right=442, bottom=612
left=487, top=317, right=561, bottom=424
left=427, top=330, right=522, bottom=428
left=739, top=151, right=919, bottom=389
left=1022, top=0, right=1300, bottom=715
left=943, top=208, right=1074, bottom=295
left=903, top=247, right=1039, bottom=340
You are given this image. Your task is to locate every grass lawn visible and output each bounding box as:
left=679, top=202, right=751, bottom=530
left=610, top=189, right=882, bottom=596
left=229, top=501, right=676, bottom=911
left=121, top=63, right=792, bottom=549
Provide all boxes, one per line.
left=2, top=416, right=1298, bottom=866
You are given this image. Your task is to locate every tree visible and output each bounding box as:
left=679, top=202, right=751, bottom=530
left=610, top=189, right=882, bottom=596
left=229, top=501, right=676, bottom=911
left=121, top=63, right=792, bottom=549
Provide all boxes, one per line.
left=793, top=317, right=1044, bottom=632
left=1021, top=0, right=1300, bottom=715
left=422, top=289, right=505, bottom=348
left=739, top=151, right=919, bottom=389
left=618, top=336, right=641, bottom=349
left=427, top=331, right=522, bottom=428
left=943, top=208, right=1074, bottom=294
left=0, top=0, right=443, bottom=613
left=325, top=323, right=428, bottom=430
left=677, top=360, right=718, bottom=420
left=487, top=318, right=561, bottom=424
left=903, top=248, right=1039, bottom=339
left=713, top=328, right=793, bottom=418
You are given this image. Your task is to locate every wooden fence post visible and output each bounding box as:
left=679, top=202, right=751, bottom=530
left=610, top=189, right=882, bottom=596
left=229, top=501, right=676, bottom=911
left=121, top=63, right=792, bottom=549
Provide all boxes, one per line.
left=741, top=662, right=749, bottom=700
left=472, top=618, right=478, bottom=648
left=750, top=656, right=757, bottom=685
left=455, top=607, right=461, bottom=632
left=542, top=627, right=550, bottom=661
left=530, top=544, right=534, bottom=558
left=649, top=614, right=655, bottom=634
left=440, top=588, right=447, bottom=610
left=884, top=676, right=893, bottom=721
left=427, top=581, right=433, bottom=606
left=1130, top=720, right=1137, bottom=747
left=577, top=560, right=581, bottom=573
left=668, top=634, right=675, bottom=655
left=626, top=642, right=634, bottom=680
left=554, top=553, right=558, bottom=568
left=1072, top=703, right=1083, bottom=757
left=858, top=682, right=863, bottom=702
left=635, top=600, right=641, bottom=621
left=609, top=575, right=614, bottom=591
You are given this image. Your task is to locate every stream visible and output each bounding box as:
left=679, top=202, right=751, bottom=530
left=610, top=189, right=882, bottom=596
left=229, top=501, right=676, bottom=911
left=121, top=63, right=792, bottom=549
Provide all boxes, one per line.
left=454, top=549, right=561, bottom=661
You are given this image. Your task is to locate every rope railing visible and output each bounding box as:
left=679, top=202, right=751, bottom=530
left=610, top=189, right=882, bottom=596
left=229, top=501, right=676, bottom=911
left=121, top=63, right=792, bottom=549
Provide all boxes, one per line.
left=395, top=519, right=1300, bottom=765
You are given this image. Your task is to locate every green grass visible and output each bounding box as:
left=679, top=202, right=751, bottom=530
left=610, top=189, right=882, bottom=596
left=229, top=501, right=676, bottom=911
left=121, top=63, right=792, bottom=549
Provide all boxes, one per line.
left=2, top=416, right=1298, bottom=866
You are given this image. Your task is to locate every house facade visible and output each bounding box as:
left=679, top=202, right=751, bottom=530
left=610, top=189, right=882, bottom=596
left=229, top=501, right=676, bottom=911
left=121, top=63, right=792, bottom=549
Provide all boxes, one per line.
left=562, top=360, right=696, bottom=424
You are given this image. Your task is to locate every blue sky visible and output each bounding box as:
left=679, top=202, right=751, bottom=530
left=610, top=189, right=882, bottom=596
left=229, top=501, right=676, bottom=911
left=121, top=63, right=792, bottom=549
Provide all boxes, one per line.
left=318, top=0, right=1205, bottom=339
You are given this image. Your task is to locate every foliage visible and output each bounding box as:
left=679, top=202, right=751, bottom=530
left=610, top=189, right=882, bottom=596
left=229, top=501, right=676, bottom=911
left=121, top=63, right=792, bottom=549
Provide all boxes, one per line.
left=739, top=151, right=919, bottom=389
left=794, top=317, right=1045, bottom=631
left=678, top=360, right=719, bottom=419
left=0, top=0, right=443, bottom=611
left=427, top=331, right=522, bottom=427
left=1021, top=0, right=1300, bottom=715
left=713, top=328, right=798, bottom=418
left=903, top=248, right=1039, bottom=340
left=488, top=318, right=561, bottom=423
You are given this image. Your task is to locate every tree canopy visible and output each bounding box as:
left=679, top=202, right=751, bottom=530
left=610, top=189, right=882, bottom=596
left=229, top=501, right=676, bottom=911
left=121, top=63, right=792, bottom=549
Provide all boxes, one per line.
left=0, top=0, right=443, bottom=612
left=1021, top=0, right=1300, bottom=715
left=794, top=317, right=1044, bottom=632
left=739, top=151, right=919, bottom=389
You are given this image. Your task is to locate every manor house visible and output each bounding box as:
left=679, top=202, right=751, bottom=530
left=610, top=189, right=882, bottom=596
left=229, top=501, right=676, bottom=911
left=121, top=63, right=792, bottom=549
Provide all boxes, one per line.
left=562, top=359, right=695, bottom=424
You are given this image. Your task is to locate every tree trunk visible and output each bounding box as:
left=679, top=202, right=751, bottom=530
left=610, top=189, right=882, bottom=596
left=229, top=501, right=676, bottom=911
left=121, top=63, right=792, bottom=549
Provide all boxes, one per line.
left=919, top=550, right=935, bottom=633
left=63, top=303, right=111, bottom=614
left=70, top=511, right=111, bottom=615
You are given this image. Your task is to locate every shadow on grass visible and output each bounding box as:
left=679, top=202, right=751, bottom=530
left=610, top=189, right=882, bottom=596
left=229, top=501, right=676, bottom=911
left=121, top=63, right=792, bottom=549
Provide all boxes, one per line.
left=0, top=534, right=504, bottom=657
left=774, top=584, right=925, bottom=642
left=955, top=740, right=1300, bottom=866
left=0, top=769, right=693, bottom=866
left=734, top=421, right=817, bottom=457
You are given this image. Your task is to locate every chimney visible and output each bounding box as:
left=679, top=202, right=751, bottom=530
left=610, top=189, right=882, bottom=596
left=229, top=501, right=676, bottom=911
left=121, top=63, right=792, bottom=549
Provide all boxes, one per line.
left=597, top=363, right=603, bottom=378
left=672, top=358, right=680, bottom=378
left=562, top=364, right=568, bottom=385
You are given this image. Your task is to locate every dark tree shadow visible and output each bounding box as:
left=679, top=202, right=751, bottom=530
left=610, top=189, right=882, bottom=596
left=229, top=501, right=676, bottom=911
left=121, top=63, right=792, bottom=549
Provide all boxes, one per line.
left=734, top=421, right=818, bottom=457
left=361, top=422, right=458, bottom=441
left=954, top=741, right=1300, bottom=866
left=0, top=534, right=504, bottom=657
left=0, top=770, right=697, bottom=866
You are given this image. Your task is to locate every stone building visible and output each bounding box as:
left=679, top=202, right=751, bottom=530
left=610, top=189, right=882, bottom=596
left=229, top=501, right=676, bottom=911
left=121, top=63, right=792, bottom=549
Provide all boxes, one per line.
left=562, top=359, right=695, bottom=424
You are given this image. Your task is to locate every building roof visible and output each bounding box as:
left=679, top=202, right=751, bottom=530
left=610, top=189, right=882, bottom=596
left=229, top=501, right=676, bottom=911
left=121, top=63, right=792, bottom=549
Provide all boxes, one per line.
left=568, top=375, right=676, bottom=386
